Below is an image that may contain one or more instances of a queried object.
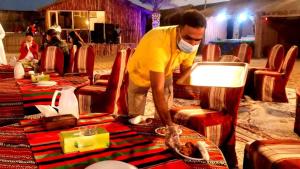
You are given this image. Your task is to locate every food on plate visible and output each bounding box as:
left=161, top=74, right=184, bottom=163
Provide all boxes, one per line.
left=155, top=126, right=182, bottom=136
left=179, top=142, right=202, bottom=158
left=156, top=127, right=167, bottom=135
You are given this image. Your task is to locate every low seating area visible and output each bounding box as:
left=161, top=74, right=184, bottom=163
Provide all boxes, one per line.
left=77, top=48, right=132, bottom=115
left=170, top=43, right=300, bottom=168
left=244, top=44, right=285, bottom=98
left=244, top=139, right=300, bottom=169
left=0, top=42, right=299, bottom=169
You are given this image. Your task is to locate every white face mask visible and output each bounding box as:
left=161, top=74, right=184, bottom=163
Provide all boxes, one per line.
left=177, top=38, right=199, bottom=53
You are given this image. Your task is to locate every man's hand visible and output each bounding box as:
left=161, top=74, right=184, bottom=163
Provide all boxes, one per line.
left=150, top=71, right=173, bottom=126
left=165, top=125, right=181, bottom=149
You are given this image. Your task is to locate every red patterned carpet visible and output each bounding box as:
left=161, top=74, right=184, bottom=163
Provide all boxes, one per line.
left=235, top=88, right=299, bottom=168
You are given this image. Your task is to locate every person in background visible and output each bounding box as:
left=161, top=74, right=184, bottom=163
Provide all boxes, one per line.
left=127, top=9, right=206, bottom=148
left=0, top=22, right=7, bottom=64
left=69, top=31, right=84, bottom=55
left=49, top=24, right=62, bottom=37
left=18, top=31, right=39, bottom=61
left=112, top=24, right=121, bottom=44
left=41, top=28, right=69, bottom=72
left=67, top=31, right=85, bottom=72
left=26, top=23, right=36, bottom=35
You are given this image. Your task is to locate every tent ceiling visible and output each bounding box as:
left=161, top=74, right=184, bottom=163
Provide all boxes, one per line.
left=128, top=0, right=230, bottom=10
left=200, top=0, right=300, bottom=17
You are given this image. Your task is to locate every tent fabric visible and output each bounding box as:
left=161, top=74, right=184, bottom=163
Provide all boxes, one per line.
left=258, top=0, right=300, bottom=17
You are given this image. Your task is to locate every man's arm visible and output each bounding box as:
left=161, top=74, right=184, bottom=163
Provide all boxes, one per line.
left=150, top=71, right=173, bottom=126
left=180, top=65, right=191, bottom=74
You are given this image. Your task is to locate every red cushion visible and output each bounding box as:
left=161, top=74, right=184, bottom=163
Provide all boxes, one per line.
left=40, top=46, right=64, bottom=75
left=202, top=44, right=221, bottom=62
left=170, top=106, right=232, bottom=146
left=244, top=139, right=300, bottom=169
left=77, top=85, right=106, bottom=95
left=73, top=45, right=95, bottom=82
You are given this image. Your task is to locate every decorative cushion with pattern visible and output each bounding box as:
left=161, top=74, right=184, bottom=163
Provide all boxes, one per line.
left=244, top=139, right=300, bottom=169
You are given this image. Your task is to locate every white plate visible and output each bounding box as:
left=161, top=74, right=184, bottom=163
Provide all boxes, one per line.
left=155, top=127, right=182, bottom=136
left=174, top=147, right=204, bottom=162
left=36, top=81, right=57, bottom=86
left=85, top=160, right=137, bottom=169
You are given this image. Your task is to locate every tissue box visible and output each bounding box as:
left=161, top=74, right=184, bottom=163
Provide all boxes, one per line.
left=59, top=127, right=109, bottom=153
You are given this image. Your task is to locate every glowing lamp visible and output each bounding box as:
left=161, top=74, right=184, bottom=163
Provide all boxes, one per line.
left=176, top=62, right=248, bottom=88
left=216, top=12, right=228, bottom=22
left=152, top=12, right=161, bottom=28
left=238, top=12, right=248, bottom=22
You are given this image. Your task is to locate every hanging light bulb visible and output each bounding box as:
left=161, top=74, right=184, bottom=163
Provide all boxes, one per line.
left=152, top=11, right=161, bottom=28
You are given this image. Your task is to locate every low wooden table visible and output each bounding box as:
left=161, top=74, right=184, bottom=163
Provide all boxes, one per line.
left=20, top=114, right=228, bottom=169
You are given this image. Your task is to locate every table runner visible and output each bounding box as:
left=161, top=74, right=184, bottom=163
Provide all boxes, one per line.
left=0, top=64, right=14, bottom=79
left=17, top=76, right=90, bottom=108
left=0, top=125, right=37, bottom=168
left=21, top=113, right=228, bottom=169
left=21, top=113, right=189, bottom=169
left=128, top=120, right=229, bottom=169
left=0, top=78, right=24, bottom=125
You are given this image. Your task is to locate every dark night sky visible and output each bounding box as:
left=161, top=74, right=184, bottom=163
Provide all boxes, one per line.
left=0, top=0, right=231, bottom=11
left=0, top=0, right=56, bottom=11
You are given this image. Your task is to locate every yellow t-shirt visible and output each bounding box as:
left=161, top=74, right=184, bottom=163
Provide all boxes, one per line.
left=127, top=26, right=197, bottom=87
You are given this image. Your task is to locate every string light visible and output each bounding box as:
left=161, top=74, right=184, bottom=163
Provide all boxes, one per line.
left=152, top=11, right=161, bottom=28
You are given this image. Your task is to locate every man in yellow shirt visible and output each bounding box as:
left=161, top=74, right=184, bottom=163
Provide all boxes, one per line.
left=127, top=9, right=206, bottom=147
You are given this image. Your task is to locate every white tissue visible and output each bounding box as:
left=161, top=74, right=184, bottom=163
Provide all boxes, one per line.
left=196, top=141, right=210, bottom=160
left=35, top=105, right=58, bottom=117
left=129, top=115, right=143, bottom=124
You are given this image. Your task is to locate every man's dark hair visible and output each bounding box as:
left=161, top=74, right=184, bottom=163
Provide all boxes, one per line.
left=46, top=29, right=58, bottom=37
left=179, top=9, right=206, bottom=28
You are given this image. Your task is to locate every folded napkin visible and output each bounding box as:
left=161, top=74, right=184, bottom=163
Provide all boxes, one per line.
left=129, top=115, right=142, bottom=124
left=196, top=141, right=210, bottom=160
